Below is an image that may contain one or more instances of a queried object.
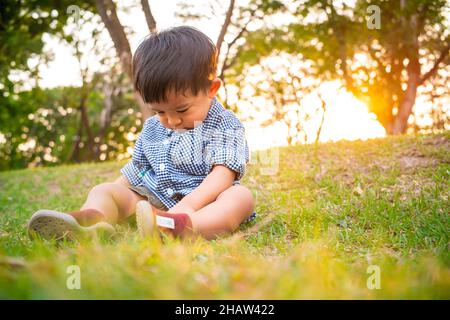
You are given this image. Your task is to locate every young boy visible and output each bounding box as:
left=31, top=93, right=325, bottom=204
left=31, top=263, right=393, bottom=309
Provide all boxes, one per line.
left=27, top=26, right=256, bottom=240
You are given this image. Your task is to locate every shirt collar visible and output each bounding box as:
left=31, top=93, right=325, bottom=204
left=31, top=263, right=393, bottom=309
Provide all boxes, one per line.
left=204, top=97, right=224, bottom=123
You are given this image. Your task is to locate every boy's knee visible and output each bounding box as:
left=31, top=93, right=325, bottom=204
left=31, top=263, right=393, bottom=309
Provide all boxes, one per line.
left=233, top=185, right=255, bottom=213
left=90, top=182, right=120, bottom=195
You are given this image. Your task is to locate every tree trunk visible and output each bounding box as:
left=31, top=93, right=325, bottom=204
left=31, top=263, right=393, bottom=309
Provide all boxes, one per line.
left=141, top=0, right=157, bottom=33
left=315, top=94, right=327, bottom=143
left=69, top=112, right=83, bottom=163
left=391, top=11, right=421, bottom=135
left=95, top=0, right=152, bottom=120
left=216, top=0, right=235, bottom=58
left=391, top=82, right=419, bottom=134
left=392, top=97, right=414, bottom=134
left=80, top=100, right=95, bottom=160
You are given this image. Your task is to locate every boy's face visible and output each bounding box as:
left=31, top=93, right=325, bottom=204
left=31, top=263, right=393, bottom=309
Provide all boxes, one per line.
left=149, top=78, right=221, bottom=131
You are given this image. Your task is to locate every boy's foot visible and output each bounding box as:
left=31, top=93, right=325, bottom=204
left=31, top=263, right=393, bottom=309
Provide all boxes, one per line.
left=27, top=209, right=115, bottom=241
left=135, top=201, right=156, bottom=237
left=135, top=200, right=193, bottom=238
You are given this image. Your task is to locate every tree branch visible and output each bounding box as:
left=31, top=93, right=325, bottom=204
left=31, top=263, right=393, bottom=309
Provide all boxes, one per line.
left=218, top=8, right=257, bottom=79
left=419, top=42, right=450, bottom=85
left=325, top=1, right=358, bottom=97
left=219, top=24, right=248, bottom=78
left=216, top=0, right=235, bottom=58
left=140, top=0, right=157, bottom=33
left=315, top=92, right=327, bottom=144
left=95, top=0, right=132, bottom=79
left=96, top=0, right=152, bottom=119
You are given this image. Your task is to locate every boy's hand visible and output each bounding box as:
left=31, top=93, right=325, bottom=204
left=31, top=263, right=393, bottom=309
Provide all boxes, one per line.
left=167, top=202, right=196, bottom=215
left=172, top=165, right=236, bottom=213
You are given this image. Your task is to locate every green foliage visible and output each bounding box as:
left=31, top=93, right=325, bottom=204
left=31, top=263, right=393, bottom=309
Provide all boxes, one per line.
left=0, top=0, right=113, bottom=170
left=0, top=87, right=69, bottom=170
left=0, top=85, right=140, bottom=171
left=0, top=0, right=95, bottom=93
left=234, top=0, right=450, bottom=132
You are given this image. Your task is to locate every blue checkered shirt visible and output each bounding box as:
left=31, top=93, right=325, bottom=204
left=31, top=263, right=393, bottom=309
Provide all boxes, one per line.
left=121, top=97, right=256, bottom=222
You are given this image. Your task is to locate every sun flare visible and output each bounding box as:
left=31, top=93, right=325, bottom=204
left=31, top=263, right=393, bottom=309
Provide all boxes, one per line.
left=236, top=80, right=386, bottom=152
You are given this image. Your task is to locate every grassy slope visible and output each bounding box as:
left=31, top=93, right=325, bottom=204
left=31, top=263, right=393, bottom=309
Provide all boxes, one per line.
left=0, top=133, right=448, bottom=299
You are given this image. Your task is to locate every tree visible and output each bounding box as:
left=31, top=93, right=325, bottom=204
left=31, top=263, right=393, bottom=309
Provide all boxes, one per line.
left=0, top=0, right=95, bottom=169
left=176, top=0, right=285, bottom=110
left=0, top=1, right=161, bottom=169
left=238, top=52, right=327, bottom=145
left=64, top=8, right=115, bottom=162
left=59, top=7, right=144, bottom=164
left=0, top=0, right=92, bottom=127
left=95, top=0, right=157, bottom=119
left=236, top=0, right=450, bottom=134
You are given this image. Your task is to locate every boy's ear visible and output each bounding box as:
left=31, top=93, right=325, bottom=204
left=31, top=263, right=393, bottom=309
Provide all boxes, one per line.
left=208, top=78, right=222, bottom=98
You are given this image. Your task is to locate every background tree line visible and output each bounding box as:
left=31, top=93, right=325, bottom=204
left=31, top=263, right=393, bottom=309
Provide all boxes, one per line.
left=0, top=0, right=448, bottom=171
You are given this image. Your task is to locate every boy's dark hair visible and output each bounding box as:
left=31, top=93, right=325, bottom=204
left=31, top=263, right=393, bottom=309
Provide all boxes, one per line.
left=133, top=26, right=218, bottom=103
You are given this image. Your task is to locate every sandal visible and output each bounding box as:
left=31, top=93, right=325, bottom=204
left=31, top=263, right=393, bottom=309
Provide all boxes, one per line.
left=27, top=210, right=115, bottom=241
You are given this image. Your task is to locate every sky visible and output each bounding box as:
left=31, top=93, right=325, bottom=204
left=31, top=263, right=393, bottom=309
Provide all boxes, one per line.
left=35, top=0, right=386, bottom=151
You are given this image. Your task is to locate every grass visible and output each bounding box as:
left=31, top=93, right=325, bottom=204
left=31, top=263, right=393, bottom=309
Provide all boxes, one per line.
left=0, top=133, right=449, bottom=299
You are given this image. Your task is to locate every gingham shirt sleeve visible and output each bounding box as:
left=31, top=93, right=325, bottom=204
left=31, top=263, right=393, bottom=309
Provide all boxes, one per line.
left=120, top=128, right=150, bottom=186
left=204, top=124, right=249, bottom=180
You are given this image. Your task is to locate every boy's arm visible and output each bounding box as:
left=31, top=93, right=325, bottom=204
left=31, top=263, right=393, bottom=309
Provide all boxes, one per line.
left=168, top=165, right=236, bottom=214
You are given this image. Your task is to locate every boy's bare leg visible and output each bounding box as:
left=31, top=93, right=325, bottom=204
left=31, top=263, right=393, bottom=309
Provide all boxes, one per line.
left=79, top=179, right=146, bottom=225
left=185, top=185, right=255, bottom=240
